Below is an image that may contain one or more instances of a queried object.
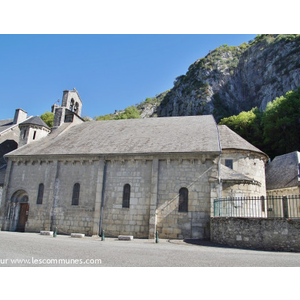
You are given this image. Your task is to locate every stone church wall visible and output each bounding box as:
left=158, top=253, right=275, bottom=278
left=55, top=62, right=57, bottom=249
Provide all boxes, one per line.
left=1, top=151, right=266, bottom=239
left=49, top=160, right=99, bottom=236
left=101, top=158, right=152, bottom=238
left=1, top=160, right=57, bottom=232
left=156, top=157, right=214, bottom=239
left=221, top=150, right=267, bottom=199
left=1, top=158, right=100, bottom=235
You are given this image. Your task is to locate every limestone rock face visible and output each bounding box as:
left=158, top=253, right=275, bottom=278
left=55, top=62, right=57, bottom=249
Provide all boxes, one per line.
left=140, top=35, right=300, bottom=121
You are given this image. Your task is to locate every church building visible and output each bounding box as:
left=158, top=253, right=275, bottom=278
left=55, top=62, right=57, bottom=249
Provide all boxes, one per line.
left=0, top=89, right=268, bottom=239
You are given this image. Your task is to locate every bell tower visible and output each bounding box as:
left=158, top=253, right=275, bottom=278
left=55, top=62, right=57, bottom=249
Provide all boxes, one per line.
left=52, top=88, right=83, bottom=128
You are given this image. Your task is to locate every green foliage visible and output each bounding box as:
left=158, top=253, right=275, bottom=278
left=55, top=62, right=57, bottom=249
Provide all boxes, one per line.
left=96, top=106, right=141, bottom=121
left=115, top=106, right=140, bottom=120
left=219, top=87, right=300, bottom=159
left=262, top=87, right=300, bottom=158
left=136, top=96, right=161, bottom=110
left=219, top=107, right=264, bottom=150
left=40, top=111, right=54, bottom=128
left=95, top=114, right=115, bottom=121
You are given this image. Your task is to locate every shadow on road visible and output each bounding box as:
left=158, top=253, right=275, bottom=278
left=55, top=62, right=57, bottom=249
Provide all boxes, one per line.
left=183, top=239, right=230, bottom=248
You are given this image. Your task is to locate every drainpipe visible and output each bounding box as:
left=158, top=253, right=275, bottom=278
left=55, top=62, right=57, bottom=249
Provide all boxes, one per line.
left=99, top=158, right=107, bottom=237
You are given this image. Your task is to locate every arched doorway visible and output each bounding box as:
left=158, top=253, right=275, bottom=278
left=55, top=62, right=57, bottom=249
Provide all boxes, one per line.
left=6, top=190, right=29, bottom=232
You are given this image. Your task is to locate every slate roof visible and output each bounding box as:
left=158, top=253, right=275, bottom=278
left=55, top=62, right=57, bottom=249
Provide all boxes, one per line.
left=0, top=119, right=14, bottom=134
left=218, top=125, right=266, bottom=155
left=266, top=151, right=300, bottom=190
left=19, top=116, right=50, bottom=129
left=6, top=115, right=266, bottom=158
left=219, top=164, right=260, bottom=185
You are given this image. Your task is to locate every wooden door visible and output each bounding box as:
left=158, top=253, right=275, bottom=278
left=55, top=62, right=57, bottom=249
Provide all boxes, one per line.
left=16, top=203, right=29, bottom=232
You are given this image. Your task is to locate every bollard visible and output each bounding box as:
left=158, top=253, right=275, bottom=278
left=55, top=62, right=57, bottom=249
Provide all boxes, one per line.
left=155, top=230, right=159, bottom=243
left=101, top=229, right=105, bottom=241
left=53, top=227, right=57, bottom=237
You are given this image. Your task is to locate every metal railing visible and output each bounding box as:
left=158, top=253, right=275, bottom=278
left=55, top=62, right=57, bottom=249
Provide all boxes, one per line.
left=213, top=195, right=300, bottom=219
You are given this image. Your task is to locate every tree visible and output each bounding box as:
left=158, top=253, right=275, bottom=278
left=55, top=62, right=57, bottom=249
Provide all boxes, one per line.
left=262, top=87, right=300, bottom=158
left=40, top=111, right=54, bottom=128
left=219, top=107, right=264, bottom=150
left=95, top=114, right=114, bottom=121
left=219, top=87, right=300, bottom=159
left=115, top=106, right=140, bottom=120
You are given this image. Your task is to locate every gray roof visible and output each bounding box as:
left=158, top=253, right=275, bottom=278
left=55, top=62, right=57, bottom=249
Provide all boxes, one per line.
left=218, top=125, right=266, bottom=155
left=266, top=151, right=300, bottom=190
left=0, top=119, right=14, bottom=134
left=220, top=164, right=260, bottom=185
left=7, top=115, right=220, bottom=157
left=20, top=116, right=50, bottom=129
left=6, top=115, right=266, bottom=158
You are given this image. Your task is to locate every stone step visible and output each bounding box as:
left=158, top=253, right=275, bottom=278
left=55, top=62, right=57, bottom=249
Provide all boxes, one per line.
left=118, top=235, right=134, bottom=241
left=40, top=231, right=53, bottom=236
left=71, top=233, right=85, bottom=238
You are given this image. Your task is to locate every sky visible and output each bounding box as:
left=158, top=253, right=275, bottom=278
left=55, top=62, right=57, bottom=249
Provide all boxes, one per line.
left=0, top=34, right=257, bottom=120
left=0, top=1, right=295, bottom=121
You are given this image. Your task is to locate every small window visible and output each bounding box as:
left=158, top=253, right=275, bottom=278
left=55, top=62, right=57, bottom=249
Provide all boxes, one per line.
left=179, top=187, right=188, bottom=212
left=64, top=114, right=74, bottom=122
left=33, top=131, right=37, bottom=140
left=23, top=129, right=27, bottom=139
left=225, top=159, right=233, bottom=169
left=37, top=183, right=44, bottom=204
left=122, top=184, right=130, bottom=208
left=72, top=183, right=80, bottom=205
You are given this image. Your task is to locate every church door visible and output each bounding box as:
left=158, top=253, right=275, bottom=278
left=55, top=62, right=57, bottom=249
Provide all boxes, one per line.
left=16, top=203, right=29, bottom=232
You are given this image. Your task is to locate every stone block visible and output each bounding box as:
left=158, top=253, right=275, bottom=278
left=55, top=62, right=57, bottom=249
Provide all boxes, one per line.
left=40, top=231, right=53, bottom=236
left=118, top=235, right=134, bottom=241
left=71, top=233, right=85, bottom=238
left=236, top=235, right=242, bottom=241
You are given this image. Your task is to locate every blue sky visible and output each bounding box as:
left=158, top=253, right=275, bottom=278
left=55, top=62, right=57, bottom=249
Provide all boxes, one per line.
left=0, top=34, right=257, bottom=120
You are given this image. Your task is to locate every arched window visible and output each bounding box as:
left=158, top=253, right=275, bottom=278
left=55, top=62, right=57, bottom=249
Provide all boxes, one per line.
left=179, top=187, right=188, bottom=212
left=72, top=183, right=80, bottom=205
left=122, top=184, right=130, bottom=208
left=36, top=183, right=44, bottom=204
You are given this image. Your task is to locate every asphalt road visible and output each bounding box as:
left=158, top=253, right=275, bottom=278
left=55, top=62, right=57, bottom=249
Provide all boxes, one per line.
left=0, top=231, right=300, bottom=267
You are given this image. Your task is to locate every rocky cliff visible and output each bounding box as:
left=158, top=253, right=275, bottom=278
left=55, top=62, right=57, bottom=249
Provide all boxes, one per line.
left=139, top=34, right=300, bottom=121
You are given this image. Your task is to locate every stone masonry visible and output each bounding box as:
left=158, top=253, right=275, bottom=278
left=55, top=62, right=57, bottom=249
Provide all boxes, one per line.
left=211, top=217, right=300, bottom=252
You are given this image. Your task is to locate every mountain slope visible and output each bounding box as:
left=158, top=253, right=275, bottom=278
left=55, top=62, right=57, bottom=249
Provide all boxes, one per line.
left=140, top=34, right=300, bottom=121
